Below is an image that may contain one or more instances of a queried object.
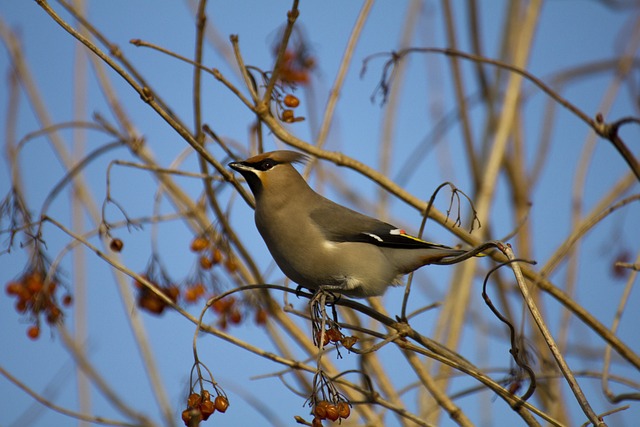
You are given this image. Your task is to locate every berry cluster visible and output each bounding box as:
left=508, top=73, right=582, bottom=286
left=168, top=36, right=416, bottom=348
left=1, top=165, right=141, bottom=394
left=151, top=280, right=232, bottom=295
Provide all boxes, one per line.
left=209, top=294, right=269, bottom=329
left=277, top=49, right=315, bottom=85
left=5, top=270, right=72, bottom=340
left=190, top=236, right=238, bottom=274
left=183, top=282, right=207, bottom=303
left=133, top=276, right=179, bottom=315
left=280, top=94, right=304, bottom=124
left=315, top=327, right=358, bottom=350
left=210, top=296, right=243, bottom=329
left=181, top=390, right=228, bottom=426
left=312, top=400, right=351, bottom=425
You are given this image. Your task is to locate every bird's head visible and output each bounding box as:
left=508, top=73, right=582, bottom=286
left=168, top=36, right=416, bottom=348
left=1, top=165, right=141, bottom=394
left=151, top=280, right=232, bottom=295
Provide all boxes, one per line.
left=229, top=150, right=309, bottom=199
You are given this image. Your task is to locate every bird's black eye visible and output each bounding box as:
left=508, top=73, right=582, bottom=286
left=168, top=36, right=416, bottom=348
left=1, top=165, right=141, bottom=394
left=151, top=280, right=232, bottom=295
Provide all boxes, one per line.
left=258, top=159, right=276, bottom=171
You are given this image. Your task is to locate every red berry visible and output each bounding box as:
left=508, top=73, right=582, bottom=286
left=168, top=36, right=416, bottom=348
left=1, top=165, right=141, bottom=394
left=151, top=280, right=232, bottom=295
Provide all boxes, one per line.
left=27, top=325, right=40, bottom=340
left=62, top=294, right=73, bottom=306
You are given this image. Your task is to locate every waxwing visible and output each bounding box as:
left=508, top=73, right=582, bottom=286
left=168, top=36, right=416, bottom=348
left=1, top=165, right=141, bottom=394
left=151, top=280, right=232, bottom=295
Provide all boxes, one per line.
left=229, top=150, right=471, bottom=298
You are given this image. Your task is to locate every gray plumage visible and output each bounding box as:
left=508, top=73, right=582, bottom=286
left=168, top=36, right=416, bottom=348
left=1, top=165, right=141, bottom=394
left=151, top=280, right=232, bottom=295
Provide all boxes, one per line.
left=229, top=150, right=467, bottom=298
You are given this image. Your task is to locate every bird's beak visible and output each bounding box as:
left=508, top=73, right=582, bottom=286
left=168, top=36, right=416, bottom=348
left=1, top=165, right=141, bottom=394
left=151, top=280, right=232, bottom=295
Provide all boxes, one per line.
left=228, top=162, right=245, bottom=172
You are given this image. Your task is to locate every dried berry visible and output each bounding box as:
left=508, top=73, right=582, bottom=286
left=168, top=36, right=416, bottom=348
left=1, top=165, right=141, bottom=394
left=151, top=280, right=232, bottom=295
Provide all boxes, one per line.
left=109, top=238, right=124, bottom=252
left=284, top=94, right=300, bottom=108
left=282, top=109, right=295, bottom=123
left=181, top=409, right=191, bottom=425
left=341, top=335, right=359, bottom=350
left=337, top=401, right=351, bottom=419
left=214, top=395, right=229, bottom=413
left=325, top=328, right=343, bottom=343
left=325, top=404, right=339, bottom=421
left=315, top=330, right=331, bottom=347
left=187, top=392, right=200, bottom=408
left=181, top=408, right=201, bottom=426
left=190, top=236, right=209, bottom=252
left=313, top=400, right=329, bottom=419
left=200, top=399, right=215, bottom=420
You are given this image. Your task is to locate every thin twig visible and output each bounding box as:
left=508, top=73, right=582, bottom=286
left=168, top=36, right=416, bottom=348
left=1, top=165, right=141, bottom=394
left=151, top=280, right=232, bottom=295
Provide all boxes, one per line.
left=503, top=243, right=606, bottom=426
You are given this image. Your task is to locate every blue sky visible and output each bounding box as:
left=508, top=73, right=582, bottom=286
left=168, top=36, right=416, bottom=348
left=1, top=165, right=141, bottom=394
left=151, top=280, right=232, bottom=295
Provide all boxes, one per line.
left=1, top=1, right=639, bottom=426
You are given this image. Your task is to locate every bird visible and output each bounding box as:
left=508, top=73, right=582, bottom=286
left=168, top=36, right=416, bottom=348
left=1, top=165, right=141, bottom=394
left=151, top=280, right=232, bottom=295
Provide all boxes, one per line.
left=229, top=150, right=472, bottom=298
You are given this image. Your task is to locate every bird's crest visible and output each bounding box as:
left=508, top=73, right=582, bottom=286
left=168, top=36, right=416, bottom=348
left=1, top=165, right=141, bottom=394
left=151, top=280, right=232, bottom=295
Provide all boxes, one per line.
left=243, top=150, right=309, bottom=166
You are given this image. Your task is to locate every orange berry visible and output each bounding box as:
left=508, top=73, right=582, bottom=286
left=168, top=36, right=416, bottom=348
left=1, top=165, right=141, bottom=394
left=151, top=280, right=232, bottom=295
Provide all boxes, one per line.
left=314, top=400, right=329, bottom=419
left=325, top=404, right=339, bottom=421
left=224, top=257, right=238, bottom=273
left=229, top=309, right=242, bottom=325
left=255, top=308, right=268, bottom=325
left=109, top=238, right=124, bottom=252
left=62, top=294, right=73, bottom=306
left=326, top=328, right=343, bottom=343
left=190, top=236, right=209, bottom=252
left=283, top=94, right=300, bottom=108
left=337, top=401, right=351, bottom=419
left=15, top=299, right=28, bottom=313
left=194, top=283, right=206, bottom=296
left=186, top=285, right=206, bottom=303
left=180, top=409, right=190, bottom=425
left=281, top=109, right=295, bottom=123
left=214, top=395, right=229, bottom=413
left=217, top=317, right=228, bottom=330
left=138, top=294, right=165, bottom=315
left=24, top=272, right=43, bottom=288
left=311, top=416, right=323, bottom=427
left=5, top=282, right=22, bottom=296
left=184, top=288, right=196, bottom=303
left=199, top=255, right=213, bottom=270
left=46, top=306, right=62, bottom=324
left=181, top=408, right=201, bottom=426
left=212, top=296, right=235, bottom=314
left=133, top=275, right=147, bottom=289
left=26, top=277, right=43, bottom=294
left=165, top=286, right=179, bottom=302
left=315, top=330, right=330, bottom=347
left=211, top=248, right=223, bottom=264
left=187, top=392, right=200, bottom=408
left=46, top=281, right=58, bottom=294
left=200, top=399, right=215, bottom=420
left=27, top=325, right=40, bottom=340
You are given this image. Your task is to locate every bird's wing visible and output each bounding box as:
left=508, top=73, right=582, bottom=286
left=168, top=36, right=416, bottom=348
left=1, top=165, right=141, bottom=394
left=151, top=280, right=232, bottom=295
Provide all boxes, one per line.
left=309, top=201, right=454, bottom=250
